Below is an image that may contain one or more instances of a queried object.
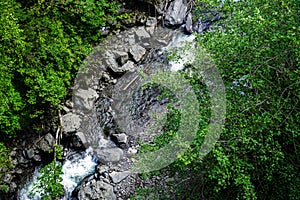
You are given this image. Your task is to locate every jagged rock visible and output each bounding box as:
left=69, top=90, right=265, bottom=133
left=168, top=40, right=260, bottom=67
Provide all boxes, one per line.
left=185, top=13, right=193, bottom=34
left=37, top=133, right=55, bottom=152
left=121, top=61, right=135, bottom=72
left=109, top=171, right=131, bottom=183
left=76, top=179, right=116, bottom=200
left=164, top=0, right=187, bottom=26
left=74, top=88, right=99, bottom=111
left=106, top=53, right=136, bottom=73
left=111, top=133, right=127, bottom=144
left=95, top=148, right=124, bottom=163
left=129, top=45, right=146, bottom=62
left=135, top=27, right=151, bottom=39
left=115, top=51, right=129, bottom=66
left=61, top=113, right=82, bottom=133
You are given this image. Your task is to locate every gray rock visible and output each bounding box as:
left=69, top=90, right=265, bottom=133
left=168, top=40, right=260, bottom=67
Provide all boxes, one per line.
left=75, top=132, right=88, bottom=148
left=111, top=133, right=127, bottom=144
left=146, top=17, right=158, bottom=34
left=165, top=0, right=187, bottom=26
left=77, top=180, right=116, bottom=200
left=97, top=165, right=109, bottom=174
left=95, top=148, right=124, bottom=163
left=33, top=154, right=42, bottom=162
left=106, top=53, right=136, bottom=73
left=37, top=133, right=55, bottom=152
left=74, top=88, right=99, bottom=111
left=25, top=148, right=35, bottom=159
left=106, top=53, right=120, bottom=73
left=109, top=171, right=131, bottom=183
left=129, top=45, right=146, bottom=62
left=135, top=27, right=151, bottom=39
left=101, top=72, right=111, bottom=82
left=185, top=13, right=193, bottom=33
left=121, top=61, right=135, bottom=72
left=61, top=113, right=82, bottom=133
left=115, top=51, right=129, bottom=66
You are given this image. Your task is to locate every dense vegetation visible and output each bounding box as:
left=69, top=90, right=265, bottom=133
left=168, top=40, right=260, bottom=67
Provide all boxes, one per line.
left=137, top=0, right=299, bottom=199
left=0, top=0, right=299, bottom=199
left=0, top=0, right=123, bottom=194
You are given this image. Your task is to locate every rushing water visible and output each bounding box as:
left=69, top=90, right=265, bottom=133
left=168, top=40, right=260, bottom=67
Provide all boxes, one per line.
left=18, top=148, right=97, bottom=200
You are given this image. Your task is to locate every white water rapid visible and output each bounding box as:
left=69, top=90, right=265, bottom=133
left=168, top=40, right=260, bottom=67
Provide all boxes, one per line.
left=18, top=147, right=97, bottom=200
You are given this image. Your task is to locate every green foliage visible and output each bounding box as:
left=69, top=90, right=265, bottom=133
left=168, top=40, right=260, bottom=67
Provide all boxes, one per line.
left=0, top=0, right=123, bottom=136
left=186, top=0, right=299, bottom=199
left=30, top=145, right=64, bottom=200
left=0, top=0, right=26, bottom=135
left=134, top=0, right=299, bottom=199
left=0, top=143, right=13, bottom=193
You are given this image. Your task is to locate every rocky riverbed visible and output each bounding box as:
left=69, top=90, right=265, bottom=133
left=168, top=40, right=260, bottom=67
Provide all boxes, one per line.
left=1, top=0, right=224, bottom=199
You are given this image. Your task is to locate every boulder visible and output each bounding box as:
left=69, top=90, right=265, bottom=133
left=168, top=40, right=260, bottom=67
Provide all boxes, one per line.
left=135, top=27, right=151, bottom=39
left=111, top=133, right=127, bottom=144
left=74, top=88, right=99, bottom=111
left=95, top=148, right=124, bottom=163
left=109, top=171, right=131, bottom=183
left=61, top=113, right=82, bottom=133
left=121, top=61, right=135, bottom=72
left=106, top=53, right=136, bottom=73
left=75, top=132, right=88, bottom=147
left=76, top=179, right=116, bottom=200
left=25, top=148, right=35, bottom=159
left=129, top=45, right=146, bottom=62
left=36, top=133, right=55, bottom=152
left=164, top=0, right=187, bottom=26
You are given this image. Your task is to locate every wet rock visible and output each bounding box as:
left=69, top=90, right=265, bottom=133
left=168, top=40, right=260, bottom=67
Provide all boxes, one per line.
left=111, top=133, right=127, bottom=144
left=37, top=133, right=55, bottom=152
left=75, top=132, right=88, bottom=148
left=165, top=0, right=187, bottom=26
left=129, top=45, right=146, bottom=62
left=95, top=148, right=124, bottom=163
left=76, top=179, right=116, bottom=200
left=74, top=88, right=99, bottom=111
left=109, top=171, right=131, bottom=183
left=61, top=113, right=82, bottom=133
